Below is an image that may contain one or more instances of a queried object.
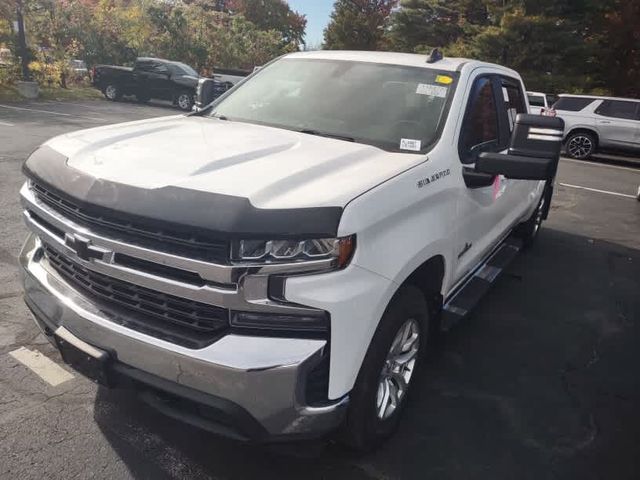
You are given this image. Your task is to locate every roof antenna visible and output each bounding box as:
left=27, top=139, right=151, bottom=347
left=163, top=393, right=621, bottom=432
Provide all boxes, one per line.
left=426, top=48, right=443, bottom=64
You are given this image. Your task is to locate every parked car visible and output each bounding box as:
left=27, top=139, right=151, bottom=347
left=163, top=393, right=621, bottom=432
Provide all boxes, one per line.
left=92, top=57, right=203, bottom=111
left=19, top=50, right=563, bottom=450
left=527, top=91, right=550, bottom=115
left=547, top=94, right=640, bottom=159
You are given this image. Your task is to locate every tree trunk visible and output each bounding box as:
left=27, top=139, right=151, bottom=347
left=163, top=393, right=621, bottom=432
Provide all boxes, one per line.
left=16, top=0, right=31, bottom=81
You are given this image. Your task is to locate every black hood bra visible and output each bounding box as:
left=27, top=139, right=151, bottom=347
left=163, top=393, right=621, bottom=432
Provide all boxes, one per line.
left=23, top=145, right=343, bottom=240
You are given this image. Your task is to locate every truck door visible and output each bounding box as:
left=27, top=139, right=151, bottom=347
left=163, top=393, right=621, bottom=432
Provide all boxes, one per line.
left=453, top=74, right=505, bottom=283
left=133, top=59, right=153, bottom=98
left=452, top=72, right=531, bottom=285
left=149, top=61, right=172, bottom=100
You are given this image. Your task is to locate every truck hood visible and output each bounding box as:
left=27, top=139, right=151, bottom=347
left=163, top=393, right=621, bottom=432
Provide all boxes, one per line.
left=43, top=115, right=424, bottom=210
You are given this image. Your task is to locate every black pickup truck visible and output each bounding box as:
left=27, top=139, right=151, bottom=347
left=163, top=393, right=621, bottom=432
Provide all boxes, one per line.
left=93, top=57, right=208, bottom=111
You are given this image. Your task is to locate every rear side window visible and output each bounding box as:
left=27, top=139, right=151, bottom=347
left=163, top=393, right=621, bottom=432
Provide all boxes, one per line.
left=135, top=61, right=153, bottom=72
left=152, top=62, right=169, bottom=74
left=552, top=97, right=594, bottom=112
left=528, top=95, right=545, bottom=107
left=595, top=100, right=639, bottom=120
left=461, top=77, right=499, bottom=154
left=501, top=78, right=526, bottom=131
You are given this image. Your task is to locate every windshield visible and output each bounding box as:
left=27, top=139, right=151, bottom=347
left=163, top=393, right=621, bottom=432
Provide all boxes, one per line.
left=209, top=58, right=457, bottom=152
left=171, top=62, right=198, bottom=77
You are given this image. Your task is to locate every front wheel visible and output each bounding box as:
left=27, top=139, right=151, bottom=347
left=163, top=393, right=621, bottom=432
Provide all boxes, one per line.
left=566, top=132, right=596, bottom=159
left=176, top=91, right=194, bottom=111
left=103, top=84, right=122, bottom=101
left=341, top=285, right=428, bottom=451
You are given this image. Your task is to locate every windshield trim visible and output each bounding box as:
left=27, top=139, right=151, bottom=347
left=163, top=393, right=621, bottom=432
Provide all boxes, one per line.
left=206, top=58, right=460, bottom=154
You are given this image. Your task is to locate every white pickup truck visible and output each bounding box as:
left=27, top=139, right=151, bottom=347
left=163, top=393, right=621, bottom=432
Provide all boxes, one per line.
left=19, top=50, right=563, bottom=450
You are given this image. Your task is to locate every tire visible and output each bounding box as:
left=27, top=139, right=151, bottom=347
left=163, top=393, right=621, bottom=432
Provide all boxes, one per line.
left=341, top=285, right=429, bottom=452
left=176, top=91, right=194, bottom=111
left=103, top=84, right=122, bottom=101
left=565, top=131, right=596, bottom=159
left=515, top=187, right=547, bottom=248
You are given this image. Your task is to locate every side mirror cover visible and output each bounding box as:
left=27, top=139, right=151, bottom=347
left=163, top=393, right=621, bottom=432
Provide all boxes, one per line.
left=476, top=152, right=555, bottom=180
left=509, top=113, right=565, bottom=160
left=195, top=78, right=217, bottom=111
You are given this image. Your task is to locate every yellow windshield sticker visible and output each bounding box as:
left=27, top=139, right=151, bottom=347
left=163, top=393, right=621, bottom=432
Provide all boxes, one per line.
left=435, top=75, right=453, bottom=85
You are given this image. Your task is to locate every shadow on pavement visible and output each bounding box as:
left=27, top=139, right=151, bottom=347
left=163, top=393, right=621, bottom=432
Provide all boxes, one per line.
left=94, top=228, right=640, bottom=480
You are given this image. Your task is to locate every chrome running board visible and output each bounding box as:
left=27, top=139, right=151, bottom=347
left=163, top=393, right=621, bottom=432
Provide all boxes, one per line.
left=441, top=236, right=522, bottom=331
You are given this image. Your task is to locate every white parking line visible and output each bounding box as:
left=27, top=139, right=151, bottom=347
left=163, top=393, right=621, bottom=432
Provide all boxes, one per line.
left=9, top=347, right=74, bottom=386
left=0, top=103, right=73, bottom=116
left=0, top=103, right=104, bottom=122
left=559, top=182, right=637, bottom=199
left=561, top=157, right=640, bottom=173
left=0, top=120, right=14, bottom=126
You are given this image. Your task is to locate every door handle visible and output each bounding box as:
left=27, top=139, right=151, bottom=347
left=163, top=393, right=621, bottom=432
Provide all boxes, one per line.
left=598, top=120, right=611, bottom=124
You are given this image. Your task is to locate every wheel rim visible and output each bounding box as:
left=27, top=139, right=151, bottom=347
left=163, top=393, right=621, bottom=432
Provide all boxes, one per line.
left=178, top=94, right=191, bottom=110
left=533, top=196, right=545, bottom=236
left=567, top=135, right=593, bottom=159
left=376, top=318, right=420, bottom=420
left=105, top=85, right=117, bottom=100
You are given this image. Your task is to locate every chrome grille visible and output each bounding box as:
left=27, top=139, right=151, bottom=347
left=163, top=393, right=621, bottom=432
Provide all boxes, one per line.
left=32, top=182, right=230, bottom=263
left=43, top=243, right=229, bottom=349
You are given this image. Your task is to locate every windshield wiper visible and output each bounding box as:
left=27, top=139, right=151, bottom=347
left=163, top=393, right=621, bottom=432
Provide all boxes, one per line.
left=211, top=112, right=230, bottom=121
left=299, top=129, right=355, bottom=143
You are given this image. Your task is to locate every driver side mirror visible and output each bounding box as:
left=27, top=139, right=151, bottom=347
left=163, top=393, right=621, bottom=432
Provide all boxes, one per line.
left=195, top=78, right=217, bottom=112
left=475, top=114, right=565, bottom=180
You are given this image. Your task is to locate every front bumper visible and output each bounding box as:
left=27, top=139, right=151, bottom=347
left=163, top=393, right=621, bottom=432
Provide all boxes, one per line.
left=19, top=234, right=348, bottom=441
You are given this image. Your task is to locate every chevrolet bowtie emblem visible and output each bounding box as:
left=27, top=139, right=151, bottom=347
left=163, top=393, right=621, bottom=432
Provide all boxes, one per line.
left=64, top=234, right=109, bottom=262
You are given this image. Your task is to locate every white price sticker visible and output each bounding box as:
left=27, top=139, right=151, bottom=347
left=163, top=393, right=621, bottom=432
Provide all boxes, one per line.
left=400, top=138, right=422, bottom=151
left=416, top=83, right=448, bottom=98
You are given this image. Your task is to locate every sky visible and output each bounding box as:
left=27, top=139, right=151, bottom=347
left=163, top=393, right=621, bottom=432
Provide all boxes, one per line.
left=286, top=0, right=334, bottom=48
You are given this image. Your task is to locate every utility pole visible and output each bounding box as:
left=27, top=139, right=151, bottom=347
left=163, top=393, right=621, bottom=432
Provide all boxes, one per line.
left=16, top=0, right=31, bottom=81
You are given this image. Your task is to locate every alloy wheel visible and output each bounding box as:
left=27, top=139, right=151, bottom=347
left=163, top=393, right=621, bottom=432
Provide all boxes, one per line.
left=178, top=94, right=191, bottom=110
left=105, top=85, right=117, bottom=100
left=533, top=196, right=546, bottom=236
left=567, top=135, right=593, bottom=159
left=376, top=318, right=420, bottom=420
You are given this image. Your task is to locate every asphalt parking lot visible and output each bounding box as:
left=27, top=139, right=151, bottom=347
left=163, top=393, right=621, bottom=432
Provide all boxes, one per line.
left=0, top=99, right=639, bottom=480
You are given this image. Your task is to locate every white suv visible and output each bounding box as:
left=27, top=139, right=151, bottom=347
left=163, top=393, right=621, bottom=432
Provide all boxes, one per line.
left=550, top=94, right=640, bottom=159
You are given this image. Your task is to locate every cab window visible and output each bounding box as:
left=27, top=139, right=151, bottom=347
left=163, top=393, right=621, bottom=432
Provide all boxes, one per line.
left=459, top=76, right=499, bottom=163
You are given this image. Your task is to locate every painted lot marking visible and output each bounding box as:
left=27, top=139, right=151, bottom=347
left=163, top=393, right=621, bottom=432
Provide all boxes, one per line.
left=9, top=347, right=74, bottom=386
left=0, top=103, right=103, bottom=122
left=0, top=120, right=14, bottom=127
left=559, top=182, right=636, bottom=199
left=561, top=157, right=640, bottom=173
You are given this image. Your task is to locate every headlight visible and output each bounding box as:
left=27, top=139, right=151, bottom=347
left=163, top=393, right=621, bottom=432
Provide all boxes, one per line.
left=233, top=236, right=355, bottom=267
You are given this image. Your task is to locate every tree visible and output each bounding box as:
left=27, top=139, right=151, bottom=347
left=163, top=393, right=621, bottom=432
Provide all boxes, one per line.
left=388, top=0, right=488, bottom=53
left=324, top=0, right=397, bottom=50
left=593, top=0, right=640, bottom=97
left=227, top=0, right=306, bottom=47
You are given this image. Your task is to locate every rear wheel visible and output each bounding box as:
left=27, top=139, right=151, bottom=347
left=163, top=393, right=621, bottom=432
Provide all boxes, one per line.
left=515, top=189, right=547, bottom=248
left=566, top=131, right=596, bottom=159
left=104, top=84, right=121, bottom=101
left=342, top=285, right=428, bottom=451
